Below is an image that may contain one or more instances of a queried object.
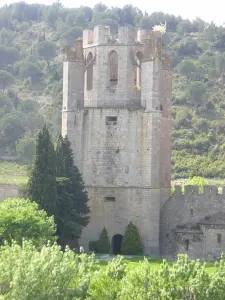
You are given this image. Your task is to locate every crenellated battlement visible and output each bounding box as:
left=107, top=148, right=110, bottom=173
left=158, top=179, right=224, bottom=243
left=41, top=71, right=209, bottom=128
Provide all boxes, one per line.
left=172, top=185, right=225, bottom=198
left=172, top=185, right=225, bottom=197
left=82, top=25, right=164, bottom=47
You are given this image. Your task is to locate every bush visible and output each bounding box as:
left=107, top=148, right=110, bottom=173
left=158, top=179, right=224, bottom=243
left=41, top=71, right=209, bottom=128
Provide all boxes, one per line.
left=97, top=227, right=110, bottom=254
left=0, top=198, right=56, bottom=247
left=89, top=240, right=99, bottom=252
left=121, top=222, right=143, bottom=255
left=185, top=176, right=206, bottom=193
left=0, top=240, right=96, bottom=299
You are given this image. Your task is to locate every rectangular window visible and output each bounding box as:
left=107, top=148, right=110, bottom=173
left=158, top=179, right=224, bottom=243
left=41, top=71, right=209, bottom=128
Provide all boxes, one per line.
left=104, top=197, right=115, bottom=202
left=217, top=233, right=222, bottom=243
left=105, top=116, right=117, bottom=125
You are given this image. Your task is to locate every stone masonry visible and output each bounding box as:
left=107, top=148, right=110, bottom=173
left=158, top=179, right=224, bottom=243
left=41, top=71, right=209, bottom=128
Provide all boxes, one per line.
left=62, top=26, right=172, bottom=256
left=60, top=25, right=225, bottom=259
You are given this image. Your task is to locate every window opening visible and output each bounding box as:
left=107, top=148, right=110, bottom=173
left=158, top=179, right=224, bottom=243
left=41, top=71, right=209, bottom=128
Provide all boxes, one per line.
left=105, top=116, right=117, bottom=125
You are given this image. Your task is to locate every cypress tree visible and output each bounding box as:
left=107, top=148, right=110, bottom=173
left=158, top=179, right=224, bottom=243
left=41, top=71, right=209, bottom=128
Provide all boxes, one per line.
left=97, top=227, right=110, bottom=254
left=121, top=222, right=143, bottom=255
left=27, top=124, right=57, bottom=216
left=55, top=134, right=90, bottom=242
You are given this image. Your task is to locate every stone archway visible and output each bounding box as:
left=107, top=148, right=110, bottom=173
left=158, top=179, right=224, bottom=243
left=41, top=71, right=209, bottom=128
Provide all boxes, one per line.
left=111, top=234, right=123, bottom=254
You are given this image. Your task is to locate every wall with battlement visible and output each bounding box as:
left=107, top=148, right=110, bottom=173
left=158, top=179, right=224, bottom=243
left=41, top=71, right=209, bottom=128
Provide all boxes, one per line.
left=160, top=185, right=225, bottom=258
left=83, top=26, right=161, bottom=46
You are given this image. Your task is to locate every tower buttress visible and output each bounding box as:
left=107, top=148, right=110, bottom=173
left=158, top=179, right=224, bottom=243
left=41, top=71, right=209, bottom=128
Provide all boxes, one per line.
left=62, top=40, right=84, bottom=169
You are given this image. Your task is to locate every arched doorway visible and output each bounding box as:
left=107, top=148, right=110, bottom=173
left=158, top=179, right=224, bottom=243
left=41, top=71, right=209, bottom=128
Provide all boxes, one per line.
left=111, top=234, right=123, bottom=254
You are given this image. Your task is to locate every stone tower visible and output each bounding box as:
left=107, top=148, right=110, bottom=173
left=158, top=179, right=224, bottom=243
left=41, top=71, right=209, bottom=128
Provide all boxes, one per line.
left=62, top=26, right=172, bottom=255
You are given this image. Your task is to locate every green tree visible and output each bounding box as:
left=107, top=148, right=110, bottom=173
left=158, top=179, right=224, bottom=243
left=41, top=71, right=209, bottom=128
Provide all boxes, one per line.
left=0, top=70, right=15, bottom=93
left=62, top=26, right=83, bottom=46
left=0, top=45, right=20, bottom=68
left=93, top=3, right=107, bottom=12
left=121, top=222, right=143, bottom=255
left=36, top=41, right=57, bottom=61
left=0, top=113, right=25, bottom=148
left=55, top=134, right=90, bottom=244
left=16, top=135, right=35, bottom=163
left=27, top=124, right=57, bottom=217
left=20, top=62, right=42, bottom=83
left=0, top=198, right=56, bottom=247
left=185, top=176, right=206, bottom=193
left=97, top=227, right=110, bottom=254
left=139, top=16, right=154, bottom=29
left=188, top=82, right=207, bottom=109
left=177, top=59, right=197, bottom=80
left=0, top=241, right=95, bottom=299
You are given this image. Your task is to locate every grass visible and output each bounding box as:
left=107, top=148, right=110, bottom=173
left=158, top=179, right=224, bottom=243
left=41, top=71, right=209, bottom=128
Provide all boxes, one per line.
left=0, top=161, right=29, bottom=185
left=95, top=255, right=217, bottom=273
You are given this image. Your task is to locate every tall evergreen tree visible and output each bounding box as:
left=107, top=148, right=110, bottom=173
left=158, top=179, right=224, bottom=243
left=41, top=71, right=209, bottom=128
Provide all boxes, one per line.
left=27, top=124, right=57, bottom=216
left=55, top=134, right=90, bottom=242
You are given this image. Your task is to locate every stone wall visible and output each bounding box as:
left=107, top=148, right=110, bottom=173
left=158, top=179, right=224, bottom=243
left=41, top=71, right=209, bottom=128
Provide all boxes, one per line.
left=160, top=185, right=225, bottom=259
left=62, top=26, right=172, bottom=256
left=0, top=184, right=19, bottom=202
left=79, top=187, right=161, bottom=255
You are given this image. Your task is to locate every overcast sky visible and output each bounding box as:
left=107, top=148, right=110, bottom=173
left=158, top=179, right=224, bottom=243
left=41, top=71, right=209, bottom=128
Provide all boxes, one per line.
left=2, top=0, right=224, bottom=25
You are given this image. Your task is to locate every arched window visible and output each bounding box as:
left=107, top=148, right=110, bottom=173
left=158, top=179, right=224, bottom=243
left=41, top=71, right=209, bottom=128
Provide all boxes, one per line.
left=86, top=52, right=93, bottom=91
left=134, top=52, right=143, bottom=88
left=109, top=50, right=118, bottom=84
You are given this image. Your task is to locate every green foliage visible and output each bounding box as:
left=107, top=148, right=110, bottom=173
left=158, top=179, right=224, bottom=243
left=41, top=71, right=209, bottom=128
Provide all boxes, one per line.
left=0, top=70, right=15, bottom=93
left=0, top=113, right=25, bottom=148
left=97, top=227, right=110, bottom=254
left=2, top=248, right=225, bottom=299
left=0, top=240, right=96, bottom=299
left=27, top=124, right=57, bottom=216
left=20, top=62, right=42, bottom=83
left=16, top=135, right=35, bottom=163
left=0, top=198, right=56, bottom=247
left=89, top=240, right=99, bottom=252
left=178, top=59, right=197, bottom=79
left=0, top=45, right=20, bottom=68
left=36, top=41, right=57, bottom=61
left=185, top=176, right=207, bottom=193
left=121, top=222, right=143, bottom=255
left=55, top=134, right=90, bottom=242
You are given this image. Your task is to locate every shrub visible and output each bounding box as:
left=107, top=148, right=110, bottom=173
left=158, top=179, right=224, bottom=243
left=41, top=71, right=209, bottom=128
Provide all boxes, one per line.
left=97, top=227, right=110, bottom=254
left=185, top=176, right=206, bottom=193
left=121, top=222, right=143, bottom=255
left=0, top=198, right=56, bottom=247
left=89, top=240, right=99, bottom=252
left=0, top=240, right=96, bottom=299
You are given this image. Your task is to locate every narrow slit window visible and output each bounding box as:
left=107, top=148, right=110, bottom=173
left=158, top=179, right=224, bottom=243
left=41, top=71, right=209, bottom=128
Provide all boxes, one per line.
left=105, top=116, right=117, bottom=125
left=104, top=197, right=115, bottom=202
left=217, top=233, right=222, bottom=243
left=185, top=239, right=189, bottom=251
left=86, top=52, right=93, bottom=91
left=134, top=52, right=143, bottom=89
left=109, top=51, right=118, bottom=84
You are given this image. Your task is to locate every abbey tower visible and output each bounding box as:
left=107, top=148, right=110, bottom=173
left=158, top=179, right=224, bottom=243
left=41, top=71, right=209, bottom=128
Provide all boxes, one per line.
left=62, top=26, right=172, bottom=255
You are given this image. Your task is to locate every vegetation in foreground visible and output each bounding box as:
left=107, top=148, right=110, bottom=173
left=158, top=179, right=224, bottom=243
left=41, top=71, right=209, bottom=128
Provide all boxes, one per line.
left=0, top=240, right=225, bottom=299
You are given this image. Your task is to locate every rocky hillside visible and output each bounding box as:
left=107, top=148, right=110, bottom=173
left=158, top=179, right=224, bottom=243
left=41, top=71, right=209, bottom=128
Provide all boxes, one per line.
left=1, top=2, right=225, bottom=178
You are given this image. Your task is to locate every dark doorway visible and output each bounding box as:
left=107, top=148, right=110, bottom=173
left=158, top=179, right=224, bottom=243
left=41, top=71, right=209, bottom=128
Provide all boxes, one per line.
left=111, top=234, right=123, bottom=254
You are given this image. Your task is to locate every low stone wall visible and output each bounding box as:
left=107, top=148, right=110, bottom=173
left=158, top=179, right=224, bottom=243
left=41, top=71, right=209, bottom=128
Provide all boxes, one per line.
left=0, top=184, right=19, bottom=202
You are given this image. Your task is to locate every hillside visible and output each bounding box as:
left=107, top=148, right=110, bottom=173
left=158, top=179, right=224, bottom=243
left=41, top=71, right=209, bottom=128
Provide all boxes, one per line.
left=1, top=2, right=225, bottom=179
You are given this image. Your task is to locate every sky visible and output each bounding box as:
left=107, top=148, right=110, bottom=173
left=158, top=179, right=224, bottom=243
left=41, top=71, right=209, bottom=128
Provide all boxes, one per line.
left=2, top=0, right=225, bottom=26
